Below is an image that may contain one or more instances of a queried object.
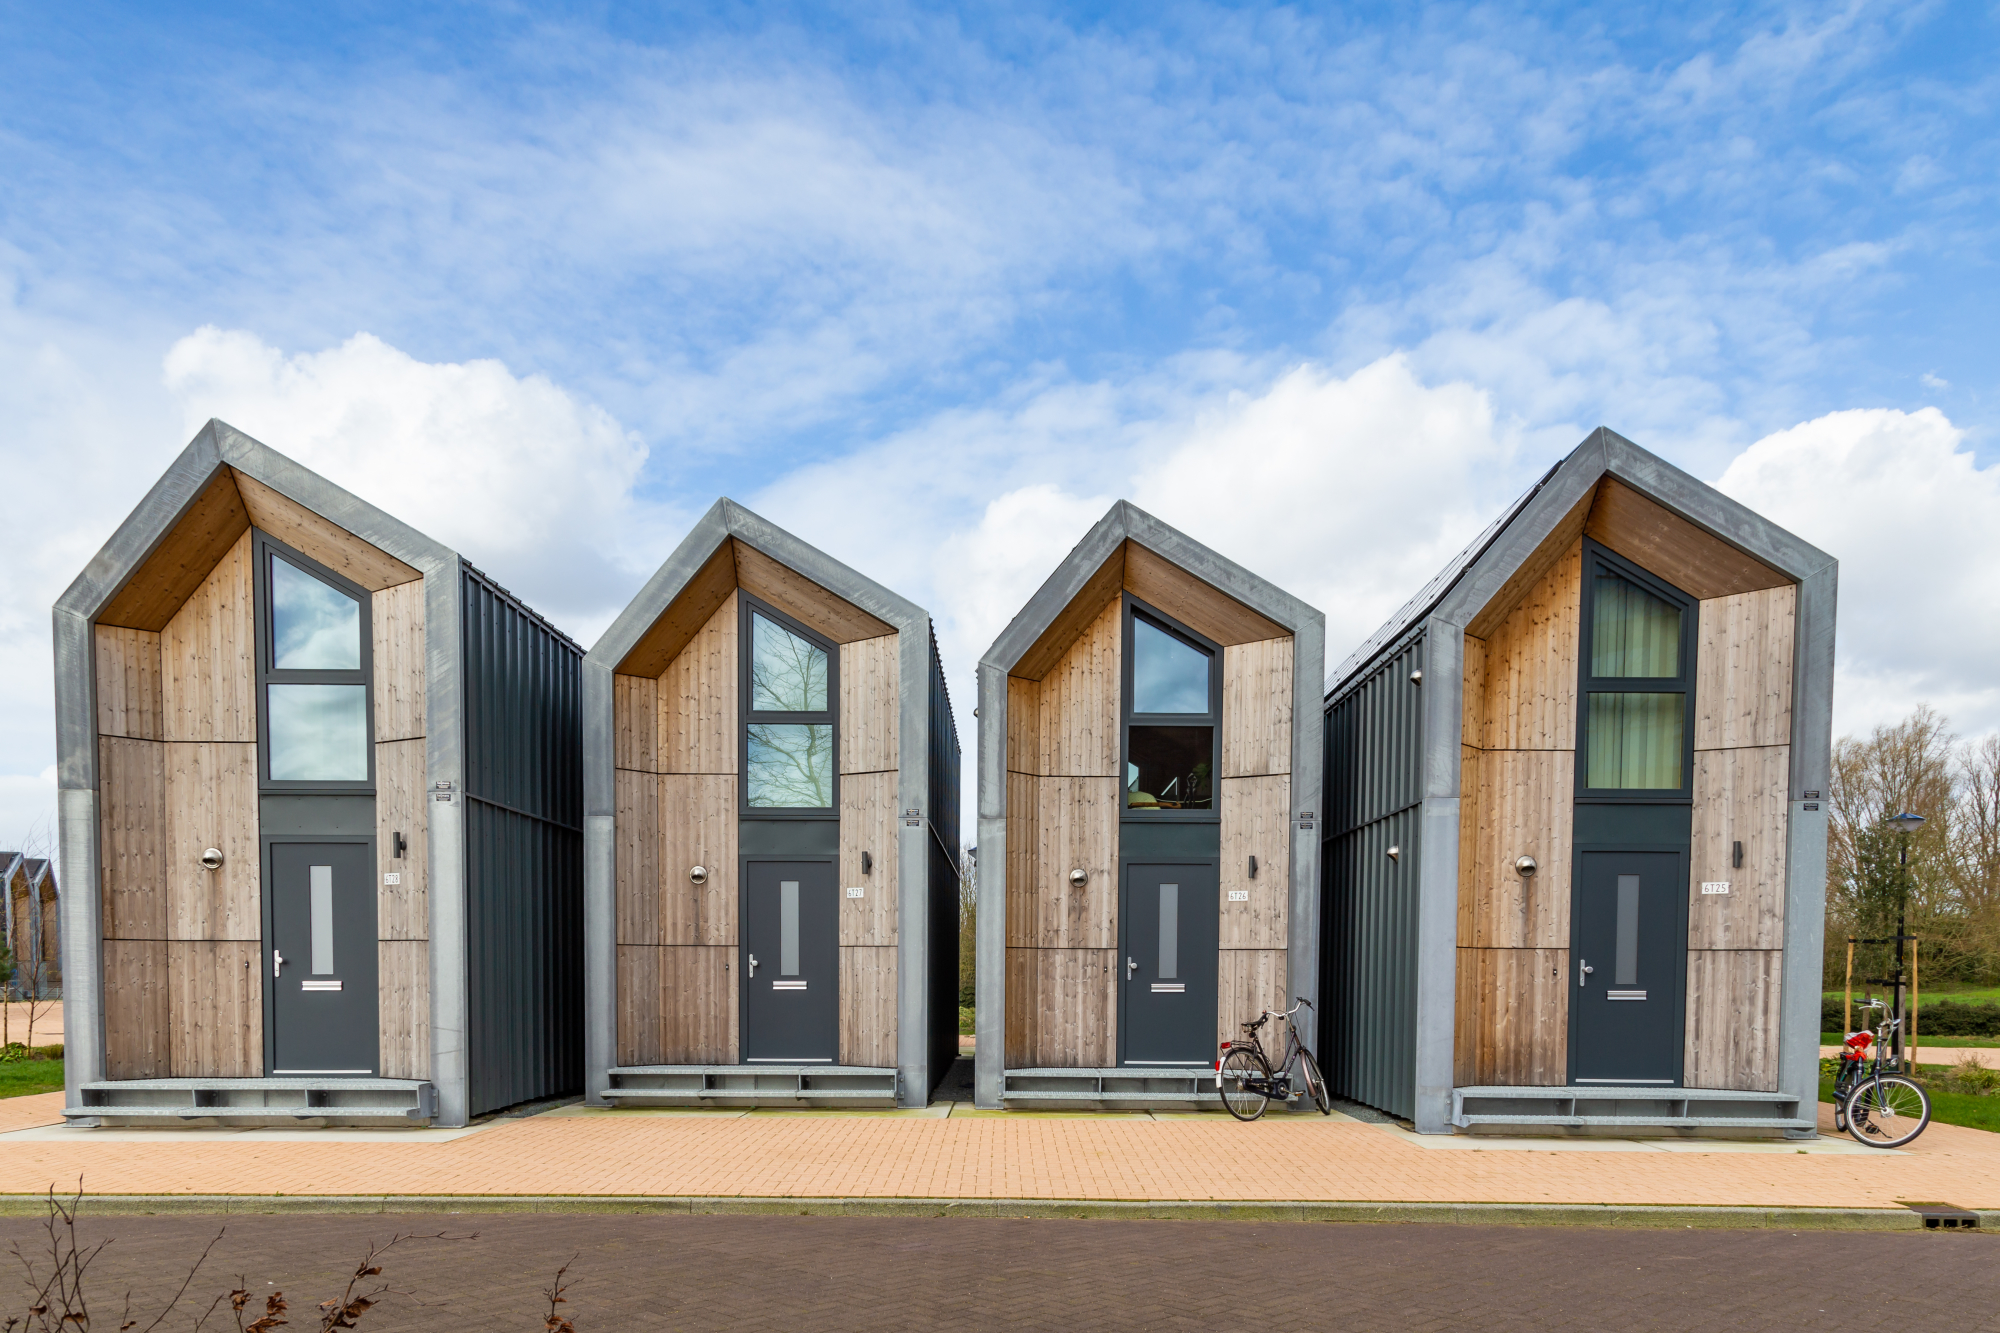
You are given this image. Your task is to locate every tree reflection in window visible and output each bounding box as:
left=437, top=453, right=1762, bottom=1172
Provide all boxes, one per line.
left=752, top=614, right=828, bottom=712
left=745, top=609, right=835, bottom=808
left=747, top=723, right=834, bottom=807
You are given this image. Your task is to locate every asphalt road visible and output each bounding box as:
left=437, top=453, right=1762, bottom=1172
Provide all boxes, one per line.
left=0, top=1211, right=1990, bottom=1331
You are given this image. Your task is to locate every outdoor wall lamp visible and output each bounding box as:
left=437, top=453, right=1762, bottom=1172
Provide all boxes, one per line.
left=1386, top=845, right=1401, bottom=861
left=394, top=831, right=407, bottom=859
left=1069, top=868, right=1088, bottom=888
left=1515, top=855, right=1537, bottom=877
left=1248, top=855, right=1259, bottom=879
left=199, top=848, right=224, bottom=872
left=862, top=851, right=873, bottom=875
left=689, top=865, right=708, bottom=885
left=1409, top=669, right=1423, bottom=685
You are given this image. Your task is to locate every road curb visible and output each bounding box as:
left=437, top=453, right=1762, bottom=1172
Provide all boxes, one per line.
left=0, top=1195, right=1973, bottom=1230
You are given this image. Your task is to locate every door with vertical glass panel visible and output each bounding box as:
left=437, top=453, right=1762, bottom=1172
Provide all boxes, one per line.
left=1570, top=850, right=1684, bottom=1085
left=1120, top=861, right=1219, bottom=1065
left=268, top=842, right=379, bottom=1075
left=740, top=860, right=839, bottom=1062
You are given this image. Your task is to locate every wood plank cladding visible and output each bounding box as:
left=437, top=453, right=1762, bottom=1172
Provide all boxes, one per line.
left=378, top=940, right=431, bottom=1079
left=1222, top=638, right=1292, bottom=778
left=615, top=770, right=660, bottom=945
left=1695, top=586, right=1796, bottom=750
left=102, top=941, right=169, bottom=1078
left=1466, top=541, right=1579, bottom=752
left=1122, top=542, right=1285, bottom=646
left=841, top=946, right=898, bottom=1067
left=1219, top=776, right=1288, bottom=949
left=162, top=529, right=256, bottom=744
left=371, top=579, right=426, bottom=742
left=96, top=628, right=163, bottom=739
left=657, top=593, right=737, bottom=775
left=99, top=738, right=167, bottom=940
left=1684, top=949, right=1781, bottom=1091
left=375, top=738, right=428, bottom=940
left=839, top=635, right=899, bottom=774
left=98, top=468, right=251, bottom=632
left=840, top=770, right=899, bottom=946
left=1033, top=597, right=1120, bottom=776
left=1004, top=947, right=1115, bottom=1068
left=1461, top=750, right=1573, bottom=949
left=1216, top=948, right=1286, bottom=1053
left=1007, top=779, right=1117, bottom=950
left=165, top=742, right=260, bottom=941
left=1584, top=477, right=1789, bottom=600
left=617, top=945, right=736, bottom=1065
left=659, top=776, right=736, bottom=946
left=231, top=469, right=419, bottom=590
left=732, top=538, right=892, bottom=643
left=169, top=940, right=262, bottom=1077
left=1689, top=747, right=1789, bottom=950
left=614, top=675, right=659, bottom=772
left=1453, top=948, right=1568, bottom=1085
left=614, top=542, right=738, bottom=677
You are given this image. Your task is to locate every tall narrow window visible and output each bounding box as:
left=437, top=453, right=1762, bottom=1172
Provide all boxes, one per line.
left=258, top=536, right=372, bottom=789
left=742, top=600, right=837, bottom=810
left=1124, top=604, right=1220, bottom=814
left=1578, top=543, right=1695, bottom=795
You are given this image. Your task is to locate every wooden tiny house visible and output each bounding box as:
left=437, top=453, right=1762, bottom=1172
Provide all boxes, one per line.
left=582, top=500, right=961, bottom=1108
left=1322, top=428, right=1834, bottom=1135
left=974, top=503, right=1323, bottom=1109
left=55, top=420, right=582, bottom=1127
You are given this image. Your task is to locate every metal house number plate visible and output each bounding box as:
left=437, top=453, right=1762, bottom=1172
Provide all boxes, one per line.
left=1701, top=882, right=1731, bottom=895
left=1227, top=890, right=1249, bottom=902
left=846, top=886, right=864, bottom=898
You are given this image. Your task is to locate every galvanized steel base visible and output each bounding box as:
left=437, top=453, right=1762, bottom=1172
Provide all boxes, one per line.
left=603, top=1065, right=899, bottom=1108
left=64, top=1078, right=438, bottom=1127
left=1451, top=1085, right=1812, bottom=1135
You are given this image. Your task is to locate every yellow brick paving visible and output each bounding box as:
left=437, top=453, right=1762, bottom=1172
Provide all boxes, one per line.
left=0, top=1092, right=1996, bottom=1208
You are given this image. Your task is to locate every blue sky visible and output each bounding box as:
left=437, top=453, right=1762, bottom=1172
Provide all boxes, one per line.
left=3, top=0, right=1998, bottom=848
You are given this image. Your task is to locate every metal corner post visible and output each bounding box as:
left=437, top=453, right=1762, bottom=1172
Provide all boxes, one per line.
left=973, top=662, right=1008, bottom=1109
left=426, top=556, right=470, bottom=1127
left=1778, top=557, right=1837, bottom=1135
left=1412, top=622, right=1463, bottom=1133
left=895, top=621, right=931, bottom=1107
left=580, top=657, right=618, bottom=1106
left=1288, top=615, right=1326, bottom=1021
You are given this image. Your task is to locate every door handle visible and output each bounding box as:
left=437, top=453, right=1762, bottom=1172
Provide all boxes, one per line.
left=1578, top=958, right=1593, bottom=987
left=273, top=948, right=285, bottom=979
left=748, top=953, right=759, bottom=978
left=1126, top=957, right=1138, bottom=978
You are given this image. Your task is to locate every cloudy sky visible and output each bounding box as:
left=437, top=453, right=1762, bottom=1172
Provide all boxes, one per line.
left=3, top=1, right=1997, bottom=850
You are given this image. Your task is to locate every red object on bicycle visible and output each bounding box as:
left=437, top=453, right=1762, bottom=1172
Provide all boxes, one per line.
left=1845, top=1031, right=1872, bottom=1049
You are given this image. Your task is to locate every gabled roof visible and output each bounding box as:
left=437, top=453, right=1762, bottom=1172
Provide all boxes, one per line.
left=585, top=498, right=929, bottom=675
left=1326, top=427, right=1836, bottom=697
left=981, top=500, right=1323, bottom=677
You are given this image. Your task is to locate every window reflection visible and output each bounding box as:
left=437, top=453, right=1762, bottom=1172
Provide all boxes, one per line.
left=271, top=558, right=361, bottom=670
left=268, top=684, right=369, bottom=781
left=751, top=614, right=828, bottom=713
left=1133, top=618, right=1209, bottom=714
left=747, top=723, right=834, bottom=807
left=1126, top=726, right=1213, bottom=809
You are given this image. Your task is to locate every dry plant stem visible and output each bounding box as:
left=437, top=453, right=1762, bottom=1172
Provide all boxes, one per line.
left=313, top=1231, right=473, bottom=1331
left=9, top=1180, right=223, bottom=1333
left=541, top=1257, right=577, bottom=1333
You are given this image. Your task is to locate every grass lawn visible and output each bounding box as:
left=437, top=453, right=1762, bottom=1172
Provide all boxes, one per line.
left=1825, top=985, right=2000, bottom=1006
left=1822, top=1032, right=2000, bottom=1047
left=0, top=1057, right=63, bottom=1099
left=1820, top=1065, right=2000, bottom=1136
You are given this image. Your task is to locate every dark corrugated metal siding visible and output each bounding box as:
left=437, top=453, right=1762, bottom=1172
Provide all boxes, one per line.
left=460, top=563, right=584, bottom=1116
left=925, top=628, right=963, bottom=1089
left=1321, top=633, right=1425, bottom=1121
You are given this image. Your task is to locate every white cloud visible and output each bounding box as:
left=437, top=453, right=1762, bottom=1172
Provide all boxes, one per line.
left=1715, top=406, right=2000, bottom=739
left=162, top=328, right=663, bottom=637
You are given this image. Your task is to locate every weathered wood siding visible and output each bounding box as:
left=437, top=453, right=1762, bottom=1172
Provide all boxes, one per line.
left=373, top=577, right=428, bottom=1075
left=1217, top=635, right=1292, bottom=1046
left=838, top=631, right=901, bottom=1063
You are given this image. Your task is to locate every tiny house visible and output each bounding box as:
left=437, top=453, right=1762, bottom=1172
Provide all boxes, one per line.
left=581, top=500, right=960, bottom=1108
left=55, top=420, right=582, bottom=1127
left=1, top=854, right=59, bottom=1001
left=1322, top=428, right=1834, bottom=1135
left=974, top=502, right=1324, bottom=1109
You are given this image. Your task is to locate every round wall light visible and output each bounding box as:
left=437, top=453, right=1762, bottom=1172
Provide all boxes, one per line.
left=690, top=865, right=708, bottom=885
left=199, top=848, right=224, bottom=872
left=1515, top=855, right=1538, bottom=877
left=1069, top=868, right=1088, bottom=888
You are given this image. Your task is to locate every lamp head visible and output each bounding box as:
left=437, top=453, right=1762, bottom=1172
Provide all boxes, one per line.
left=1884, top=812, right=1927, bottom=835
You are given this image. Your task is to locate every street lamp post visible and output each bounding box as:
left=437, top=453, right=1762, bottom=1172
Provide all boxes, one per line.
left=1884, top=811, right=1926, bottom=1062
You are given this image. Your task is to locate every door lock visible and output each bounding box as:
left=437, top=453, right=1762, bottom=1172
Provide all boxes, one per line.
left=748, top=953, right=759, bottom=978
left=1126, top=957, right=1138, bottom=978
left=273, top=948, right=285, bottom=979
left=1578, top=958, right=1594, bottom=987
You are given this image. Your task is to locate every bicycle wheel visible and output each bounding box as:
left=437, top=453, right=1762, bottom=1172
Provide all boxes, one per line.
left=1297, top=1048, right=1331, bottom=1115
left=1844, top=1075, right=1930, bottom=1148
left=1218, top=1047, right=1270, bottom=1122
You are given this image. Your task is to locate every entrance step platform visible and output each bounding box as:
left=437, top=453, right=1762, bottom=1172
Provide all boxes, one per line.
left=604, top=1066, right=898, bottom=1108
left=65, top=1079, right=438, bottom=1127
left=1003, top=1067, right=1222, bottom=1110
left=1452, top=1085, right=1812, bottom=1134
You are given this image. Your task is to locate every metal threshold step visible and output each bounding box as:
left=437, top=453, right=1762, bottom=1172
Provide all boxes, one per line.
left=64, top=1105, right=426, bottom=1120
left=1457, top=1113, right=1817, bottom=1129
left=1455, top=1086, right=1799, bottom=1103
left=1001, top=1088, right=1210, bottom=1100
left=604, top=1087, right=892, bottom=1102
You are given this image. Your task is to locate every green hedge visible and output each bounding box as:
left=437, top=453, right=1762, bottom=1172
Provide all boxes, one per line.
left=1822, top=995, right=2000, bottom=1036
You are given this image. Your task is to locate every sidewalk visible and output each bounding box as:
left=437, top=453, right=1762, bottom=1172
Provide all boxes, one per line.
left=0, top=1089, right=1995, bottom=1213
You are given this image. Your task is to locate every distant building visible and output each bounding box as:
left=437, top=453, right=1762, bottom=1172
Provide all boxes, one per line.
left=0, top=852, right=60, bottom=1000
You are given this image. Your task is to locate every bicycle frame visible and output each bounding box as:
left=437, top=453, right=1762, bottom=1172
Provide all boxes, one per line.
left=1219, top=999, right=1310, bottom=1101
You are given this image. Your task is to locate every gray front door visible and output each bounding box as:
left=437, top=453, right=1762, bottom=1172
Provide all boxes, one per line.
left=1120, top=861, right=1219, bottom=1065
left=1571, top=849, right=1685, bottom=1086
left=269, top=841, right=379, bottom=1076
left=741, top=859, right=839, bottom=1063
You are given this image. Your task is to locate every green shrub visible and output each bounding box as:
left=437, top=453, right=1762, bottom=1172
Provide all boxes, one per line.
left=1821, top=994, right=2000, bottom=1036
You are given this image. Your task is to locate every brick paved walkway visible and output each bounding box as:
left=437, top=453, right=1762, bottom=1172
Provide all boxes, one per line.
left=0, top=1211, right=1990, bottom=1332
left=1, top=1091, right=1998, bottom=1210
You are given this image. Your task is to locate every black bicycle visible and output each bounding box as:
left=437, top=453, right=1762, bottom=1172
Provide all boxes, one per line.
left=1217, top=997, right=1330, bottom=1121
left=1833, top=996, right=1931, bottom=1149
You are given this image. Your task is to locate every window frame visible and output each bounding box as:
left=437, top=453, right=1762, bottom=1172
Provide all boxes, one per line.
left=1120, top=595, right=1223, bottom=823
left=736, top=591, right=841, bottom=818
left=254, top=530, right=375, bottom=794
left=1572, top=538, right=1698, bottom=804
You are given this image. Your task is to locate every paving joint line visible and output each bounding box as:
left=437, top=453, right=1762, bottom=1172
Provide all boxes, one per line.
left=0, top=1195, right=1991, bottom=1231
